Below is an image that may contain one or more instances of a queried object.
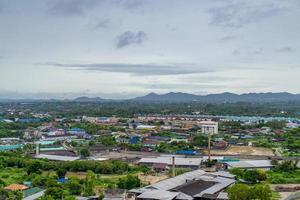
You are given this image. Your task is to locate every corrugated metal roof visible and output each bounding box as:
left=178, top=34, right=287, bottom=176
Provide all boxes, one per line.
left=130, top=169, right=236, bottom=199
left=226, top=160, right=272, bottom=168
left=138, top=157, right=202, bottom=166
left=35, top=154, right=80, bottom=161
left=217, top=192, right=228, bottom=200
left=137, top=190, right=179, bottom=200
left=194, top=177, right=235, bottom=197
left=146, top=169, right=206, bottom=190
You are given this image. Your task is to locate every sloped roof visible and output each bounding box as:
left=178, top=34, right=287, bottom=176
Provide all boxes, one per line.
left=4, top=184, right=28, bottom=191
left=226, top=160, right=272, bottom=168
left=148, top=169, right=206, bottom=190
left=137, top=190, right=179, bottom=200
left=139, top=157, right=202, bottom=167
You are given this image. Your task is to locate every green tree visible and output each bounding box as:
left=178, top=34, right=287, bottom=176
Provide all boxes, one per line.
left=26, top=161, right=42, bottom=175
left=56, top=168, right=67, bottom=179
left=117, top=175, right=141, bottom=190
left=0, top=188, right=8, bottom=200
left=228, top=184, right=251, bottom=200
left=83, top=171, right=95, bottom=196
left=7, top=191, right=23, bottom=200
left=44, top=186, right=67, bottom=199
left=80, top=148, right=90, bottom=158
left=99, top=192, right=105, bottom=200
left=251, top=184, right=272, bottom=200
left=66, top=179, right=83, bottom=195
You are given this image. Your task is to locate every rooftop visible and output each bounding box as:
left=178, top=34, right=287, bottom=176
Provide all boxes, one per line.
left=35, top=154, right=80, bottom=161
left=4, top=184, right=28, bottom=191
left=138, top=157, right=202, bottom=167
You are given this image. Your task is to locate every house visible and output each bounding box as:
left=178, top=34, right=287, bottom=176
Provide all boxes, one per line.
left=103, top=189, right=126, bottom=200
left=224, top=160, right=273, bottom=170
left=138, top=156, right=202, bottom=169
left=129, top=136, right=141, bottom=144
left=136, top=125, right=156, bottom=130
left=152, top=163, right=169, bottom=172
left=199, top=121, right=218, bottom=135
left=215, top=141, right=228, bottom=149
left=142, top=140, right=160, bottom=148
left=129, top=169, right=235, bottom=200
left=4, top=184, right=28, bottom=191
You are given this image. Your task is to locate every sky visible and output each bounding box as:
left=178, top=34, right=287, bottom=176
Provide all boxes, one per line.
left=0, top=0, right=300, bottom=99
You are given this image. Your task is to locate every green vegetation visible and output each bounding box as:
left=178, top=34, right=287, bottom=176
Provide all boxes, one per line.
left=267, top=160, right=300, bottom=184
left=117, top=175, right=141, bottom=190
left=227, top=184, right=272, bottom=200
left=0, top=152, right=148, bottom=175
left=230, top=168, right=267, bottom=183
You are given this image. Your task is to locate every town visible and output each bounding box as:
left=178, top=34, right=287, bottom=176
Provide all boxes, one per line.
left=0, top=100, right=300, bottom=200
left=1, top=0, right=300, bottom=199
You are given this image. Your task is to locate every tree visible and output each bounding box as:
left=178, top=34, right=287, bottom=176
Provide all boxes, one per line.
left=251, top=184, right=272, bottom=200
left=44, top=186, right=67, bottom=199
left=243, top=170, right=260, bottom=183
left=228, top=184, right=251, bottom=200
left=0, top=188, right=8, bottom=200
left=56, top=168, right=67, bottom=179
left=99, top=192, right=105, bottom=200
left=80, top=148, right=90, bottom=158
left=117, top=175, right=141, bottom=190
left=26, top=161, right=42, bottom=175
left=66, top=179, right=83, bottom=195
left=228, top=184, right=272, bottom=200
left=83, top=171, right=95, bottom=196
left=192, top=135, right=208, bottom=147
left=7, top=191, right=23, bottom=200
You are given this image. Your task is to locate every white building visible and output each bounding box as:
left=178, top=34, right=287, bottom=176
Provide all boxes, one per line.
left=199, top=121, right=218, bottom=135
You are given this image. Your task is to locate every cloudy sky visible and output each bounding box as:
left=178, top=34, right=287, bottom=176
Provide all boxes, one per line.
left=0, top=0, right=300, bottom=99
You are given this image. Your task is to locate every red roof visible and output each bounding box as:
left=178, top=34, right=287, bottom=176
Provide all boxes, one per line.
left=4, top=184, right=28, bottom=191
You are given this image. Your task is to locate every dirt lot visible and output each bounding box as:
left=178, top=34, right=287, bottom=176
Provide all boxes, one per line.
left=206, top=145, right=274, bottom=156
left=138, top=173, right=168, bottom=184
left=270, top=184, right=300, bottom=200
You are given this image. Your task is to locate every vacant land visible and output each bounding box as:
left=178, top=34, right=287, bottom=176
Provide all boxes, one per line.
left=206, top=145, right=274, bottom=156
left=138, top=173, right=168, bottom=185
left=270, top=185, right=300, bottom=200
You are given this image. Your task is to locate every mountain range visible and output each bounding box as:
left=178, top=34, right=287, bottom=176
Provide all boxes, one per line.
left=132, top=92, right=300, bottom=103
left=1, top=92, right=300, bottom=103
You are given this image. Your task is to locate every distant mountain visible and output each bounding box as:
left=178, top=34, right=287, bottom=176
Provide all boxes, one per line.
left=73, top=96, right=105, bottom=102
left=133, top=92, right=300, bottom=103
left=134, top=92, right=199, bottom=102
left=1, top=92, right=300, bottom=103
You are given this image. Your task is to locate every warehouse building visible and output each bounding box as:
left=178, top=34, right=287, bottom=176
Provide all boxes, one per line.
left=129, top=169, right=235, bottom=200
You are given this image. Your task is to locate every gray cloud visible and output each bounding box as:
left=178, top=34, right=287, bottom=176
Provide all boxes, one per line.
left=116, top=31, right=147, bottom=48
left=219, top=35, right=237, bottom=42
left=276, top=47, right=294, bottom=53
left=95, top=18, right=111, bottom=29
left=207, top=1, right=283, bottom=28
left=42, top=62, right=213, bottom=76
left=133, top=82, right=225, bottom=90
left=48, top=0, right=101, bottom=16
left=233, top=48, right=264, bottom=56
left=121, top=0, right=145, bottom=10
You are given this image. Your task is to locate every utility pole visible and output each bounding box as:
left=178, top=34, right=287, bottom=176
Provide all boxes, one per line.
left=208, top=131, right=211, bottom=162
left=172, top=156, right=176, bottom=177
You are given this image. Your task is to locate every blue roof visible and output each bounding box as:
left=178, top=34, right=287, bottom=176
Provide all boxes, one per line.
left=57, top=178, right=68, bottom=183
left=176, top=150, right=198, bottom=155
left=70, top=128, right=84, bottom=131
left=0, top=144, right=23, bottom=151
